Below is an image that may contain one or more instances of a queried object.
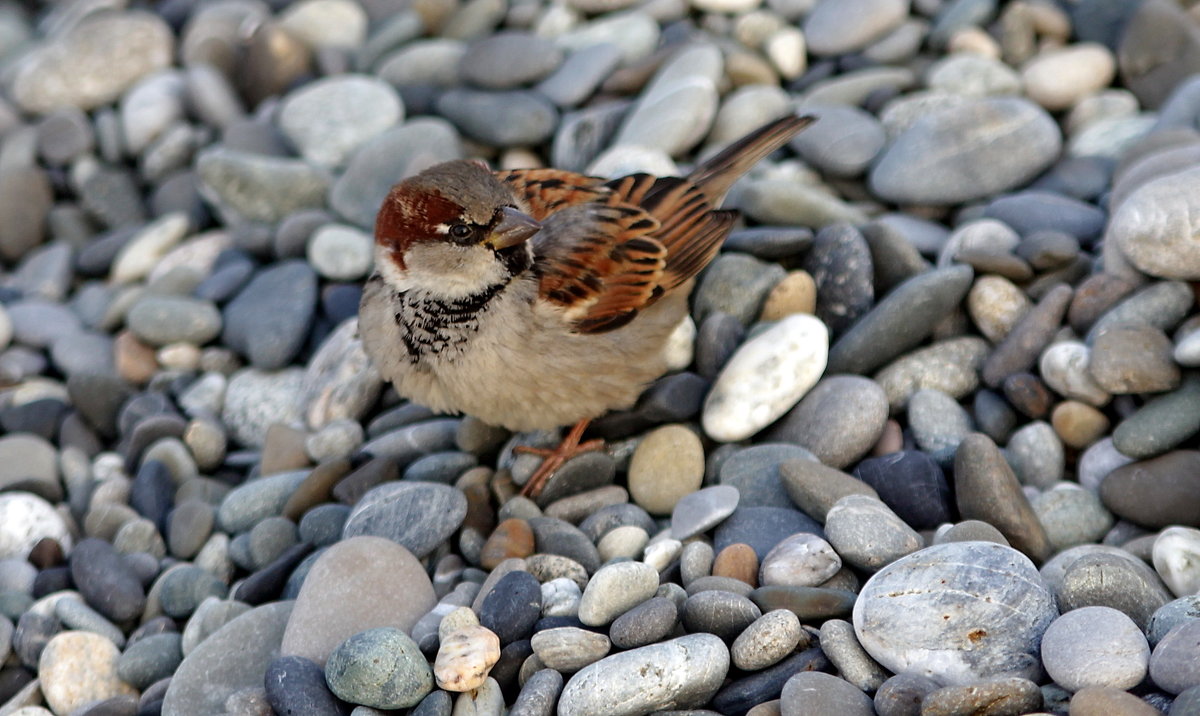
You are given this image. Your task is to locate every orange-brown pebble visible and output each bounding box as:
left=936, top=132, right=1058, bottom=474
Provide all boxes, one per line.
left=759, top=270, right=817, bottom=322
left=282, top=458, right=351, bottom=521
left=113, top=330, right=158, bottom=385
left=434, top=624, right=501, bottom=692
left=480, top=518, right=535, bottom=570
left=1051, top=400, right=1110, bottom=449
left=712, top=543, right=759, bottom=587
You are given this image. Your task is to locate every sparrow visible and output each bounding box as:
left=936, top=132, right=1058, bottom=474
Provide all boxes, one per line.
left=359, top=114, right=815, bottom=497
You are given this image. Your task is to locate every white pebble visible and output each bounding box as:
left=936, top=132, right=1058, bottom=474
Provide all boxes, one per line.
left=702, top=313, right=828, bottom=442
left=1153, top=526, right=1200, bottom=598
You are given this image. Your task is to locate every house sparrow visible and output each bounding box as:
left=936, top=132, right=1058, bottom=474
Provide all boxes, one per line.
left=359, top=114, right=815, bottom=496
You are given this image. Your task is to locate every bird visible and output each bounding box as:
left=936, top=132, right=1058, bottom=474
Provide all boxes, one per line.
left=358, top=114, right=816, bottom=497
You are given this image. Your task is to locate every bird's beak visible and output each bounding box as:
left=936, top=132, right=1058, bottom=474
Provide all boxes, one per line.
left=484, top=207, right=541, bottom=250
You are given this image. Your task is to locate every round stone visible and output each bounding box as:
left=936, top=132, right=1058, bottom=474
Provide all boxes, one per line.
left=307, top=224, right=373, bottom=281
left=0, top=492, right=72, bottom=560
left=1110, top=167, right=1200, bottom=281
left=824, top=495, right=923, bottom=572
left=325, top=627, right=432, bottom=709
left=38, top=631, right=136, bottom=715
left=853, top=542, right=1057, bottom=685
left=759, top=532, right=841, bottom=588
left=1022, top=43, right=1116, bottom=111
left=627, top=425, right=704, bottom=515
left=1041, top=606, right=1149, bottom=692
left=764, top=375, right=888, bottom=469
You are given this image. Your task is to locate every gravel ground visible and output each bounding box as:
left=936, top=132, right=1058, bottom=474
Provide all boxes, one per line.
left=0, top=0, right=1200, bottom=715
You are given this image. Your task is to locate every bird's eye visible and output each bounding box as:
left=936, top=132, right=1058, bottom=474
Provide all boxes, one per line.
left=449, top=224, right=473, bottom=240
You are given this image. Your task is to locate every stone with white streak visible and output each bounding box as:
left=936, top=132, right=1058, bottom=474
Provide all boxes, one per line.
left=1040, top=341, right=1110, bottom=407
left=1152, top=526, right=1200, bottom=598
left=702, top=314, right=828, bottom=442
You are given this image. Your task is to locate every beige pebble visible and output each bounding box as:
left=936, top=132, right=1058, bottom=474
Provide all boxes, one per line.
left=1051, top=400, right=1110, bottom=449
left=114, top=329, right=159, bottom=385
left=434, top=624, right=501, bottom=692
left=1022, top=43, right=1116, bottom=111
left=596, top=524, right=649, bottom=562
left=765, top=26, right=806, bottom=80
left=38, top=631, right=136, bottom=715
left=948, top=27, right=1000, bottom=58
left=759, top=270, right=817, bottom=321
left=967, top=275, right=1032, bottom=343
left=627, top=424, right=704, bottom=514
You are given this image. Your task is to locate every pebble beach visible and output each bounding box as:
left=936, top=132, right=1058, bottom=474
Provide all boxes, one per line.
left=1, top=0, right=1200, bottom=714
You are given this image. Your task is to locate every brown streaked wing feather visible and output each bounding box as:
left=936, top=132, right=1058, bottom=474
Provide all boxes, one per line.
left=495, top=168, right=610, bottom=220
left=534, top=204, right=668, bottom=334
left=605, top=173, right=732, bottom=291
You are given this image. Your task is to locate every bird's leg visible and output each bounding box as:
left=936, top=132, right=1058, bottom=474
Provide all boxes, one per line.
left=515, top=419, right=604, bottom=497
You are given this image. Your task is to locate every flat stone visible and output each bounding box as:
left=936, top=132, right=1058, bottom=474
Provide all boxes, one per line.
left=853, top=542, right=1057, bottom=686
left=764, top=375, right=888, bottom=469
left=38, top=631, right=136, bottom=715
left=1101, top=451, right=1200, bottom=529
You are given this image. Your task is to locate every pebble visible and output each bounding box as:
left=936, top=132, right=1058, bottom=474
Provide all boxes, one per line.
left=764, top=375, right=889, bottom=469
left=819, top=619, right=889, bottom=693
left=436, top=89, right=558, bottom=147
left=434, top=622, right=501, bottom=691
left=222, top=260, right=318, bottom=370
left=609, top=597, right=678, bottom=649
left=163, top=601, right=292, bottom=714
left=823, top=495, right=923, bottom=571
left=578, top=561, right=659, bottom=626
left=671, top=485, right=740, bottom=541
left=279, top=75, right=402, bottom=168
left=37, top=631, right=137, bottom=715
left=780, top=670, right=875, bottom=716
left=342, top=481, right=468, bottom=559
left=1090, top=326, right=1180, bottom=394
left=1022, top=43, right=1116, bottom=111
left=556, top=634, right=729, bottom=716
left=853, top=542, right=1056, bottom=685
left=281, top=536, right=435, bottom=665
left=954, top=433, right=1052, bottom=563
left=731, top=609, right=803, bottom=671
left=1056, top=552, right=1172, bottom=631
left=827, top=265, right=974, bottom=375
left=1152, top=527, right=1200, bottom=598
left=325, top=627, right=433, bottom=709
left=1068, top=687, right=1161, bottom=716
left=1100, top=451, right=1200, bottom=529
left=478, top=569, right=541, bottom=644
left=759, top=532, right=841, bottom=588
left=264, top=655, right=345, bottom=716
left=627, top=424, right=705, bottom=514
left=853, top=451, right=953, bottom=531
left=702, top=314, right=827, bottom=442
left=869, top=98, right=1061, bottom=205
left=1040, top=606, right=1149, bottom=692
left=874, top=337, right=988, bottom=411
left=920, top=677, right=1043, bottom=716
left=1149, top=620, right=1200, bottom=694
left=196, top=148, right=332, bottom=225
left=1109, top=166, right=1200, bottom=281
left=693, top=253, right=787, bottom=327
left=69, top=538, right=147, bottom=623
left=530, top=626, right=611, bottom=673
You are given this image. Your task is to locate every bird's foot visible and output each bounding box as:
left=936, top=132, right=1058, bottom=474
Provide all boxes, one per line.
left=516, top=419, right=603, bottom=498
